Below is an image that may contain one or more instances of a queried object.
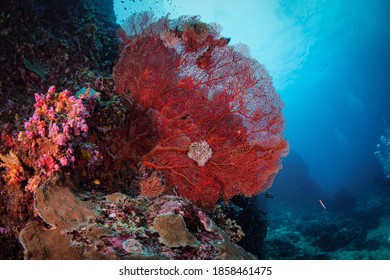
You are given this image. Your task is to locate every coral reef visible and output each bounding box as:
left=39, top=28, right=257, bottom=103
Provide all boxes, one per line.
left=0, top=0, right=119, bottom=106
left=19, top=175, right=255, bottom=260
left=213, top=196, right=269, bottom=259
left=0, top=1, right=119, bottom=184
left=19, top=177, right=109, bottom=260
left=0, top=0, right=119, bottom=259
left=0, top=2, right=283, bottom=260
left=264, top=187, right=390, bottom=260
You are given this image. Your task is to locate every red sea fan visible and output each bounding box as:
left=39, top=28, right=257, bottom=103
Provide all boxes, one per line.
left=113, top=13, right=288, bottom=208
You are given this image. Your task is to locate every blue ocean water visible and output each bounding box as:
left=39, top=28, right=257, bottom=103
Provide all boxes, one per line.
left=280, top=0, right=390, bottom=192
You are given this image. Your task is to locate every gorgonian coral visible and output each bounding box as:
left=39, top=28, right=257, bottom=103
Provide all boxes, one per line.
left=113, top=13, right=289, bottom=208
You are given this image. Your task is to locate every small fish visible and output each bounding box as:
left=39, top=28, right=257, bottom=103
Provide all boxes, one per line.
left=319, top=199, right=327, bottom=210
left=92, top=179, right=101, bottom=185
left=264, top=192, right=273, bottom=199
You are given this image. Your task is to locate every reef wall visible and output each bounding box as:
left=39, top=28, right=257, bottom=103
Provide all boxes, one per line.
left=0, top=0, right=119, bottom=123
left=0, top=0, right=119, bottom=259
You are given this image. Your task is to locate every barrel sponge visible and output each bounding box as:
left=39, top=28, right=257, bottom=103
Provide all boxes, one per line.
left=152, top=212, right=198, bottom=248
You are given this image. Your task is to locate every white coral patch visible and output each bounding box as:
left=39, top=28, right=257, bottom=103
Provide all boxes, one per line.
left=187, top=141, right=213, bottom=166
left=160, top=30, right=179, bottom=48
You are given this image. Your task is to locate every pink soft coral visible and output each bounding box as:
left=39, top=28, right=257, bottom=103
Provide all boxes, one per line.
left=18, top=86, right=91, bottom=191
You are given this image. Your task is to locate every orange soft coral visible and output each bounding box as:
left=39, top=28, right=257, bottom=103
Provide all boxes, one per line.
left=0, top=150, right=26, bottom=189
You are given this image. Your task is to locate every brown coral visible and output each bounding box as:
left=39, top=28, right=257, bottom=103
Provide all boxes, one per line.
left=152, top=213, right=198, bottom=248
left=19, top=177, right=116, bottom=260
left=33, top=180, right=97, bottom=229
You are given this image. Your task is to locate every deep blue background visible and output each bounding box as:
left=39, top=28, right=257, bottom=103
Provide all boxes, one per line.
left=282, top=0, right=390, bottom=192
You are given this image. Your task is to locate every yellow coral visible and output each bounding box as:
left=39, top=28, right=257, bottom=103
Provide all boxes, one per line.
left=0, top=150, right=26, bottom=189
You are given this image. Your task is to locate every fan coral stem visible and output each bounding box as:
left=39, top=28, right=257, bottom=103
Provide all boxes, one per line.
left=142, top=161, right=197, bottom=189
left=141, top=145, right=188, bottom=162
